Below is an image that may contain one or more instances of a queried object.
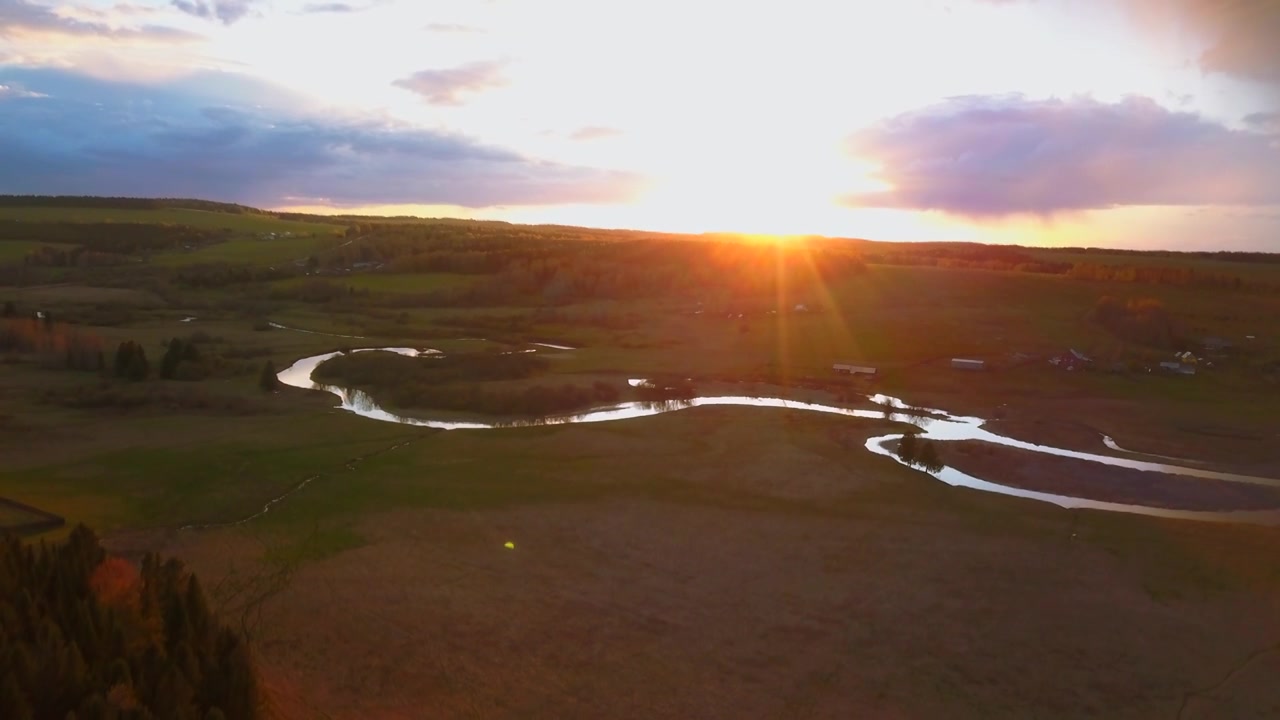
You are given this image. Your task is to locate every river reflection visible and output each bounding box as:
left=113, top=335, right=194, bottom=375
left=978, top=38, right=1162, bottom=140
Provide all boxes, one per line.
left=279, top=350, right=1280, bottom=524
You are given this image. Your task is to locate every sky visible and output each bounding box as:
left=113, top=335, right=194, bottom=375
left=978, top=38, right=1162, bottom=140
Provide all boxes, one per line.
left=1, top=0, right=1279, bottom=251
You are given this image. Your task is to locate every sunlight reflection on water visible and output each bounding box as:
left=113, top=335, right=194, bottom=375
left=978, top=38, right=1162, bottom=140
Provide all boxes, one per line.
left=278, top=350, right=1280, bottom=524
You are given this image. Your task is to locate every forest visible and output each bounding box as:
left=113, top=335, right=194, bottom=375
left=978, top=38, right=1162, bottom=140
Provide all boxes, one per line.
left=0, top=526, right=258, bottom=720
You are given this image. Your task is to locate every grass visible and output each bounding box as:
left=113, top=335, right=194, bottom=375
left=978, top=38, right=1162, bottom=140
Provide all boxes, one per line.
left=0, top=239, right=76, bottom=261
left=9, top=284, right=163, bottom=307
left=0, top=206, right=342, bottom=235
left=0, top=410, right=416, bottom=532
left=150, top=235, right=348, bottom=266
left=2, top=207, right=1279, bottom=717
left=0, top=501, right=53, bottom=528
left=269, top=272, right=476, bottom=295
left=194, top=405, right=1280, bottom=720
left=1029, top=248, right=1280, bottom=285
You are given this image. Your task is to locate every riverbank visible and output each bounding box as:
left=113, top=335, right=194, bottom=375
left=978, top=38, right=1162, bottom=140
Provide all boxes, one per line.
left=939, top=441, right=1280, bottom=512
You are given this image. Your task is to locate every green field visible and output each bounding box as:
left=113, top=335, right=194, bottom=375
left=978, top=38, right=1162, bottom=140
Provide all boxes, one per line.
left=150, top=234, right=348, bottom=266
left=0, top=239, right=76, bottom=261
left=0, top=205, right=342, bottom=235
left=0, top=501, right=54, bottom=528
left=270, top=272, right=476, bottom=294
left=2, top=199, right=1279, bottom=719
left=1029, top=248, right=1280, bottom=284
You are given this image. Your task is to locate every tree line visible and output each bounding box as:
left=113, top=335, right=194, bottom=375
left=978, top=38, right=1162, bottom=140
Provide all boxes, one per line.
left=1089, top=296, right=1185, bottom=350
left=1, top=221, right=230, bottom=258
left=0, top=526, right=258, bottom=719
left=306, top=228, right=868, bottom=307
left=0, top=314, right=104, bottom=372
left=0, top=195, right=268, bottom=216
left=312, top=350, right=626, bottom=416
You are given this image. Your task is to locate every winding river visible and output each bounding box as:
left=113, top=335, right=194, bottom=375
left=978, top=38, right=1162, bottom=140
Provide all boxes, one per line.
left=278, top=348, right=1280, bottom=525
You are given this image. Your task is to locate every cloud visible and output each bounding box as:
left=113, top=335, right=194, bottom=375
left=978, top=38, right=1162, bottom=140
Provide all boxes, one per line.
left=302, top=2, right=356, bottom=11
left=0, top=0, right=199, bottom=40
left=982, top=0, right=1280, bottom=92
left=170, top=0, right=258, bottom=25
left=425, top=22, right=482, bottom=33
left=1244, top=112, right=1280, bottom=134
left=393, top=61, right=507, bottom=106
left=1176, top=0, right=1280, bottom=87
left=0, top=82, right=47, bottom=98
left=0, top=67, right=641, bottom=209
left=569, top=126, right=622, bottom=142
left=844, top=94, right=1280, bottom=216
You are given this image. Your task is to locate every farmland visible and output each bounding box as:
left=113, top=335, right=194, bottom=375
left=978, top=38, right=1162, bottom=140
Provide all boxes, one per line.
left=0, top=204, right=342, bottom=235
left=2, top=199, right=1280, bottom=718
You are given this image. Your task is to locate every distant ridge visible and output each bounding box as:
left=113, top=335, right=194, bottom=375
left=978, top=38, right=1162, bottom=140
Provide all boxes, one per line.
left=0, top=194, right=270, bottom=215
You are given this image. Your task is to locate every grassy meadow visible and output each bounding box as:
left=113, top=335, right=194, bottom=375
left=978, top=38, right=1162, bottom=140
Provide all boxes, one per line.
left=0, top=205, right=342, bottom=235
left=2, top=200, right=1279, bottom=718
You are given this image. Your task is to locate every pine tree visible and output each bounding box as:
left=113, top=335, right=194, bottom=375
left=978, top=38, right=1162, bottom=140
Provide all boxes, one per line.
left=161, top=339, right=183, bottom=380
left=127, top=345, right=149, bottom=382
left=897, top=431, right=919, bottom=465
left=0, top=672, right=34, bottom=720
left=185, top=576, right=212, bottom=653
left=258, top=360, right=278, bottom=393
left=114, top=342, right=133, bottom=378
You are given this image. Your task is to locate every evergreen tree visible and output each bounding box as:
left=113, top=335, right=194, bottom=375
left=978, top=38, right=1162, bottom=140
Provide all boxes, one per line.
left=0, top=672, right=34, bottom=720
left=258, top=360, right=278, bottom=393
left=114, top=341, right=133, bottom=378
left=0, top=525, right=258, bottom=718
left=897, top=431, right=919, bottom=465
left=126, top=345, right=149, bottom=382
left=161, top=339, right=183, bottom=380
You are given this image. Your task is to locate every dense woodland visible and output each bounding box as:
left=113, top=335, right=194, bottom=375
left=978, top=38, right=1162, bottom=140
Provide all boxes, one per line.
left=1, top=315, right=105, bottom=371
left=0, top=526, right=258, bottom=720
left=1089, top=296, right=1185, bottom=350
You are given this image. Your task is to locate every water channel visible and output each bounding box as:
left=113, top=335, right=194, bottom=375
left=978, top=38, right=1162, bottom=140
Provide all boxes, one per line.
left=278, top=348, right=1280, bottom=525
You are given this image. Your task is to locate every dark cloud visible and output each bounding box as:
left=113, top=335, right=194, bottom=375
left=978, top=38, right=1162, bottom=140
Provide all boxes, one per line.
left=844, top=94, right=1280, bottom=216
left=1178, top=0, right=1280, bottom=87
left=1244, top=111, right=1280, bottom=134
left=0, top=67, right=641, bottom=209
left=982, top=0, right=1280, bottom=93
left=393, top=61, right=507, bottom=106
left=569, top=126, right=622, bottom=141
left=0, top=0, right=198, bottom=40
left=170, top=0, right=258, bottom=25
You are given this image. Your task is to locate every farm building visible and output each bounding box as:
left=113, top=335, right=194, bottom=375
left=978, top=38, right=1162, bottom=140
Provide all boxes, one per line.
left=1201, top=336, right=1233, bottom=353
left=1049, top=349, right=1092, bottom=371
left=950, top=358, right=985, bottom=371
left=1159, top=361, right=1196, bottom=376
left=832, top=363, right=876, bottom=375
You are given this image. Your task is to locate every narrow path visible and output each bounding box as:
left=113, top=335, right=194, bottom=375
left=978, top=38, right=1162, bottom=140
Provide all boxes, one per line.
left=1176, top=642, right=1280, bottom=719
left=180, top=436, right=424, bottom=531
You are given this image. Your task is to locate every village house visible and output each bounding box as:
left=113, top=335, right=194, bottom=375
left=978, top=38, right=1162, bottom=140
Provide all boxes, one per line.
left=1049, top=349, right=1092, bottom=371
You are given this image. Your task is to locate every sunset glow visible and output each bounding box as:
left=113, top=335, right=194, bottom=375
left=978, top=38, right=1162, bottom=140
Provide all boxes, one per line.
left=2, top=0, right=1278, bottom=249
